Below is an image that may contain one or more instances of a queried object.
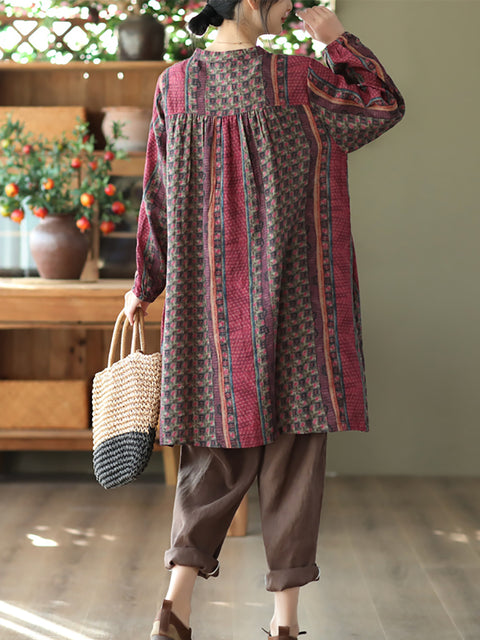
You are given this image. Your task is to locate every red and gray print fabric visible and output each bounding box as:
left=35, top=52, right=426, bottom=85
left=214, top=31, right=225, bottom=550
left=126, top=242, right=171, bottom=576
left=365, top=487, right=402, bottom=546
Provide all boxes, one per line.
left=133, top=32, right=405, bottom=448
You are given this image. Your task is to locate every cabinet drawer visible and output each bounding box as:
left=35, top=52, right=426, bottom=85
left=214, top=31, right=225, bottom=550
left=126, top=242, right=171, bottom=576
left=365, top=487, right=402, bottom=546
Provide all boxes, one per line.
left=0, top=380, right=89, bottom=429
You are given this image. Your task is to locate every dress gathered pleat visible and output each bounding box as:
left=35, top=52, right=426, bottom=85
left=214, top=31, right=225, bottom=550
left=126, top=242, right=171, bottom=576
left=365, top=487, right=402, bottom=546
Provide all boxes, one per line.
left=133, top=34, right=405, bottom=448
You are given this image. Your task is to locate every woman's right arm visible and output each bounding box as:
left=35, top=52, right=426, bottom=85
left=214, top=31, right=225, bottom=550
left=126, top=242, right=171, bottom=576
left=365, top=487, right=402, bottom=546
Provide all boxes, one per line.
left=125, top=73, right=168, bottom=324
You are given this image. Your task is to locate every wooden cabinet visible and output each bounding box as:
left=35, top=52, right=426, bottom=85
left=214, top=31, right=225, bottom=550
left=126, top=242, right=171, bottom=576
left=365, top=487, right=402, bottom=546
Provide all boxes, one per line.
left=0, top=60, right=170, bottom=149
left=0, top=59, right=170, bottom=438
left=0, top=59, right=173, bottom=463
left=0, top=279, right=183, bottom=483
left=0, top=61, right=249, bottom=534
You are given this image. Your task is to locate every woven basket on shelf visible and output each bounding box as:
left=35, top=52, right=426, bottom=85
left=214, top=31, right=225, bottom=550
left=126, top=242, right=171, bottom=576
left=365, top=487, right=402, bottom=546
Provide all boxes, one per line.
left=92, top=308, right=161, bottom=489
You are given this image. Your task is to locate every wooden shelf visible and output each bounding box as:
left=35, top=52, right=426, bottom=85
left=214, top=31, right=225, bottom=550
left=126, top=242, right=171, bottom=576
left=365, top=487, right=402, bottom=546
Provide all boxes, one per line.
left=0, top=429, right=164, bottom=452
left=0, top=58, right=172, bottom=147
left=0, top=429, right=93, bottom=451
left=0, top=60, right=169, bottom=111
left=0, top=60, right=171, bottom=72
left=0, top=278, right=165, bottom=328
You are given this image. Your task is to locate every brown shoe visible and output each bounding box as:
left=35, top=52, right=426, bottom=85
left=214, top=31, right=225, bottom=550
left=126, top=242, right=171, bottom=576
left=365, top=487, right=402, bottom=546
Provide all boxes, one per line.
left=150, top=600, right=192, bottom=640
left=269, top=627, right=297, bottom=640
left=267, top=627, right=306, bottom=640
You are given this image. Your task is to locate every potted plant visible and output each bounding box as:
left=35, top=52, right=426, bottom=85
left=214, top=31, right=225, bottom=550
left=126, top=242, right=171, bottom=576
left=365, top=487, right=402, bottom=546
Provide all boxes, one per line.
left=0, top=115, right=127, bottom=279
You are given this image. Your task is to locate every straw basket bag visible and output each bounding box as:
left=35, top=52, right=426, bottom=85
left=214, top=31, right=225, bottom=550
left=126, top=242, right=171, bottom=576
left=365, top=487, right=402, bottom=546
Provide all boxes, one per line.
left=92, top=308, right=161, bottom=489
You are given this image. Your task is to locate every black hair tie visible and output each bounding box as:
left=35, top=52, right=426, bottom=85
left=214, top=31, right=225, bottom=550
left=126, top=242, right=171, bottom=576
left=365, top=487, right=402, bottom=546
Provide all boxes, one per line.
left=202, top=2, right=223, bottom=26
left=188, top=2, right=224, bottom=36
left=202, top=2, right=218, bottom=18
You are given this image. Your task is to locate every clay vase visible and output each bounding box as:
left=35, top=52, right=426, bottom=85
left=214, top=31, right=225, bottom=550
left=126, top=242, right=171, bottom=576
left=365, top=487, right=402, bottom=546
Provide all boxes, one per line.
left=117, top=14, right=165, bottom=61
left=102, top=106, right=151, bottom=153
left=29, top=214, right=89, bottom=279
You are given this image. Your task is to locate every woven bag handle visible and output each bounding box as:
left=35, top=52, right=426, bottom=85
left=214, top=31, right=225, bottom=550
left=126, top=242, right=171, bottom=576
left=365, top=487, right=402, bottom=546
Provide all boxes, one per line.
left=120, top=308, right=146, bottom=359
left=107, top=308, right=146, bottom=367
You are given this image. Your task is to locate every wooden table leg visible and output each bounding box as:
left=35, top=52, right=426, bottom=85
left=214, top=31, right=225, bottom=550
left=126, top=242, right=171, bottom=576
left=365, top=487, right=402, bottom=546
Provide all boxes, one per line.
left=227, top=495, right=248, bottom=537
left=161, top=445, right=180, bottom=486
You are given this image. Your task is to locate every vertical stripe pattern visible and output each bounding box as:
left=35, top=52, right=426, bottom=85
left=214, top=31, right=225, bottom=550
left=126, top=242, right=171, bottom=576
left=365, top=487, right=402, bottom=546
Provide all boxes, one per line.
left=132, top=35, right=405, bottom=447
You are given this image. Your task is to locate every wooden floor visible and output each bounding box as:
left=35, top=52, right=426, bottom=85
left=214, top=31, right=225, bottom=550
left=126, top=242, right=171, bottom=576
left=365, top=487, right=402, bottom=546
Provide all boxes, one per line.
left=0, top=475, right=478, bottom=640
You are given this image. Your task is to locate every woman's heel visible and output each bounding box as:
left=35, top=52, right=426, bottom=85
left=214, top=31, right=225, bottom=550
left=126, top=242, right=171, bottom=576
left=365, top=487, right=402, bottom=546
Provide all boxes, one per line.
left=150, top=599, right=192, bottom=640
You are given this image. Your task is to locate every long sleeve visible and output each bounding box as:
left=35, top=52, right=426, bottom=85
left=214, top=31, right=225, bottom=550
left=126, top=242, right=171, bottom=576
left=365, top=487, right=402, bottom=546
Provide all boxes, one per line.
left=307, top=32, right=405, bottom=153
left=132, top=74, right=168, bottom=302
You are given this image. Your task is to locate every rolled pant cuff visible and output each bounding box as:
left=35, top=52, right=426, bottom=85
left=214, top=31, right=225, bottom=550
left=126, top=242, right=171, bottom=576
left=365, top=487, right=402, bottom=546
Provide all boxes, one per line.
left=265, top=564, right=320, bottom=592
left=164, top=546, right=220, bottom=580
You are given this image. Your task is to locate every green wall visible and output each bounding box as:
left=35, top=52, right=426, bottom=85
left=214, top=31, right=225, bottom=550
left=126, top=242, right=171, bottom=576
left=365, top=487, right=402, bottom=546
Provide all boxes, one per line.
left=326, top=0, right=480, bottom=474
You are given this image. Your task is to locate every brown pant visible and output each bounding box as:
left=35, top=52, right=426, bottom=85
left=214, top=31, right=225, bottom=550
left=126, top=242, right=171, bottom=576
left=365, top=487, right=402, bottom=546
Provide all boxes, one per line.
left=164, top=433, right=327, bottom=591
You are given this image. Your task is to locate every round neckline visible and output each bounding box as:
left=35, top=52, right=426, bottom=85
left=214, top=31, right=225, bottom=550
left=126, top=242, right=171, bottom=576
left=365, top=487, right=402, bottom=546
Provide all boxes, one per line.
left=194, top=45, right=263, bottom=59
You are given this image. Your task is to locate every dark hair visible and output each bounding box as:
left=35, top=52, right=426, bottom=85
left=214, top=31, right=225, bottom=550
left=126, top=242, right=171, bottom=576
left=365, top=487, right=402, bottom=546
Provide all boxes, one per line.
left=188, top=0, right=279, bottom=37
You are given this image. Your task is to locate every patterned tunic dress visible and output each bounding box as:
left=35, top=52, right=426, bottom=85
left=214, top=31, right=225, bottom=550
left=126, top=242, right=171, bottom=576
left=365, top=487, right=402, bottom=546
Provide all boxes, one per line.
left=133, top=32, right=405, bottom=448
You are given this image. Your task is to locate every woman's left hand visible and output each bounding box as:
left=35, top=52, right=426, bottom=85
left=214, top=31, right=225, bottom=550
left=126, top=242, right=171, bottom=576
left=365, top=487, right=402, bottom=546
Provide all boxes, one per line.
left=124, top=290, right=150, bottom=326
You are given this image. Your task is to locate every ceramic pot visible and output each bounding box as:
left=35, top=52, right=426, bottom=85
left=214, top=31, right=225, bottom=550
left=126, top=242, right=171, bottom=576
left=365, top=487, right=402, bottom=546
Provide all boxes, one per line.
left=29, top=214, right=89, bottom=279
left=117, top=14, right=165, bottom=61
left=102, top=106, right=151, bottom=153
